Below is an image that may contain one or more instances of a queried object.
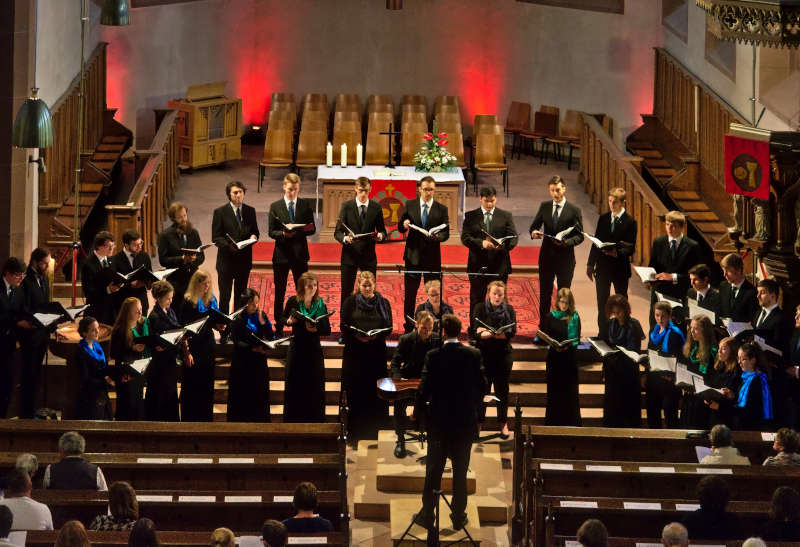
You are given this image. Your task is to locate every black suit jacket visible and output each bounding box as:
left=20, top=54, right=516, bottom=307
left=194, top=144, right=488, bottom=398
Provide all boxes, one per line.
left=212, top=202, right=260, bottom=270
left=587, top=211, right=636, bottom=278
left=268, top=198, right=315, bottom=265
left=417, top=341, right=488, bottom=436
left=398, top=199, right=450, bottom=269
left=687, top=288, right=721, bottom=317
left=333, top=199, right=387, bottom=268
left=112, top=250, right=152, bottom=315
left=20, top=266, right=49, bottom=312
left=647, top=235, right=703, bottom=300
left=460, top=207, right=518, bottom=276
left=529, top=200, right=584, bottom=266
left=0, top=282, right=23, bottom=347
left=157, top=225, right=205, bottom=291
left=81, top=254, right=114, bottom=325
left=718, top=280, right=759, bottom=323
left=389, top=330, right=441, bottom=379
left=753, top=305, right=793, bottom=360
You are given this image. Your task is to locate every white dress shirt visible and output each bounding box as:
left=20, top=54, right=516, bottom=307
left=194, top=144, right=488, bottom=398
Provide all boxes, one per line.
left=0, top=497, right=53, bottom=530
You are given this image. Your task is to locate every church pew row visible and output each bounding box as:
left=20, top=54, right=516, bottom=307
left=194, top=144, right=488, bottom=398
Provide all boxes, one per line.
left=552, top=537, right=794, bottom=547
left=25, top=531, right=346, bottom=547
left=33, top=490, right=345, bottom=532
left=0, top=452, right=343, bottom=491
left=542, top=498, right=770, bottom=546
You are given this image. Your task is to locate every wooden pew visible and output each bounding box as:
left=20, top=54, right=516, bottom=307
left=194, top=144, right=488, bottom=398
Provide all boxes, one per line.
left=551, top=537, right=795, bottom=547
left=33, top=490, right=345, bottom=532
left=0, top=452, right=343, bottom=491
left=26, top=530, right=347, bottom=547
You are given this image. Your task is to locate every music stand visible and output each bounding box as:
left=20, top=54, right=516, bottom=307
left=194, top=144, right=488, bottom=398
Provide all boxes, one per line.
left=397, top=489, right=478, bottom=546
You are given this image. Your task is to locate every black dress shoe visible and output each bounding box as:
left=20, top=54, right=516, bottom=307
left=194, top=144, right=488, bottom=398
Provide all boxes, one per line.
left=450, top=512, right=468, bottom=530
left=394, top=440, right=407, bottom=458
left=413, top=512, right=434, bottom=529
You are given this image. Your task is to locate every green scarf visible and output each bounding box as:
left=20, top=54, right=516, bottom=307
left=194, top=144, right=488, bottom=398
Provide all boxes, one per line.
left=132, top=317, right=151, bottom=358
left=551, top=310, right=580, bottom=346
left=690, top=344, right=717, bottom=375
left=299, top=297, right=326, bottom=318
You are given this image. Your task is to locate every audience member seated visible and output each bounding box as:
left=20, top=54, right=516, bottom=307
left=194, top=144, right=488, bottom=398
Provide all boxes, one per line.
left=129, top=518, right=159, bottom=547
left=43, top=431, right=107, bottom=490
left=681, top=475, right=742, bottom=540
left=89, top=481, right=138, bottom=530
left=15, top=453, right=38, bottom=481
left=55, top=520, right=90, bottom=547
left=699, top=424, right=750, bottom=465
left=661, top=522, right=688, bottom=547
left=0, top=506, right=14, bottom=547
left=763, top=427, right=800, bottom=466
left=742, top=539, right=766, bottom=547
left=576, top=518, right=608, bottom=547
left=261, top=519, right=288, bottom=547
left=0, top=469, right=53, bottom=530
left=281, top=482, right=334, bottom=533
left=760, top=486, right=800, bottom=541
left=210, top=528, right=235, bottom=547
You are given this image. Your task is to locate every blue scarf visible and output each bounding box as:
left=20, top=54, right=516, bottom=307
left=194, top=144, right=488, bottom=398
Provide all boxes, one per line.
left=737, top=371, right=772, bottom=420
left=79, top=340, right=106, bottom=366
left=649, top=320, right=685, bottom=353
left=246, top=312, right=260, bottom=334
left=197, top=295, right=219, bottom=313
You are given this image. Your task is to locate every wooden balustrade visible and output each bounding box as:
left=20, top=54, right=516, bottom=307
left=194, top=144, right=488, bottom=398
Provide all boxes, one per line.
left=579, top=112, right=668, bottom=267
left=106, top=110, right=180, bottom=255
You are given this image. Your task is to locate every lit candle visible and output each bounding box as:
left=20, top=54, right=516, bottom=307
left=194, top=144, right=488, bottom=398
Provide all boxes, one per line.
left=326, top=142, right=333, bottom=167
left=356, top=143, right=363, bottom=167
left=341, top=143, right=347, bottom=167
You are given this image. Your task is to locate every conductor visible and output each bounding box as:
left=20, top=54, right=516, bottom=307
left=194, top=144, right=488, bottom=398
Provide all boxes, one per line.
left=414, top=314, right=487, bottom=531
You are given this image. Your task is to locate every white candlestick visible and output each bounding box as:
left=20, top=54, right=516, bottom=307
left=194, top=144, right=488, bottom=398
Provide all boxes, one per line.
left=326, top=142, right=333, bottom=167
left=340, top=143, right=347, bottom=167
left=356, top=143, right=363, bottom=167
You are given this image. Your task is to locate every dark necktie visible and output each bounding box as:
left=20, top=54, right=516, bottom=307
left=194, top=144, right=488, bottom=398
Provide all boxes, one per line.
left=484, top=211, right=492, bottom=232
left=670, top=239, right=677, bottom=262
left=757, top=309, right=767, bottom=327
left=421, top=203, right=428, bottom=228
left=731, top=286, right=738, bottom=308
left=101, top=258, right=109, bottom=269
left=697, top=293, right=703, bottom=305
left=553, top=204, right=560, bottom=227
left=360, top=204, right=366, bottom=221
left=181, top=234, right=187, bottom=247
left=611, top=216, right=617, bottom=233
left=288, top=201, right=295, bottom=223
left=128, top=253, right=135, bottom=269
left=236, top=207, right=243, bottom=226
left=8, top=287, right=15, bottom=303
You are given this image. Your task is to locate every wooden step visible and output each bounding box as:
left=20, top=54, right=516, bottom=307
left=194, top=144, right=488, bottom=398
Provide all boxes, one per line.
left=634, top=150, right=663, bottom=159
left=649, top=168, right=677, bottom=177
left=643, top=159, right=671, bottom=168
left=63, top=195, right=97, bottom=206
left=694, top=221, right=728, bottom=235
left=80, top=183, right=104, bottom=194
left=674, top=200, right=708, bottom=212
left=670, top=190, right=700, bottom=200
left=96, top=144, right=125, bottom=153
left=686, top=211, right=720, bottom=222
left=628, top=142, right=654, bottom=150
left=92, top=161, right=116, bottom=171
left=103, top=135, right=129, bottom=144
left=92, top=152, right=121, bottom=161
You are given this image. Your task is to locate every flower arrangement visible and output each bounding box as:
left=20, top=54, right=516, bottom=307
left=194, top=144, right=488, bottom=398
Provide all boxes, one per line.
left=413, top=121, right=458, bottom=172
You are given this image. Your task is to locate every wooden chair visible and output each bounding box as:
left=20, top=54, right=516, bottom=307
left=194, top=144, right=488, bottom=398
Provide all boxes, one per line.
left=301, top=118, right=327, bottom=134
left=334, top=93, right=360, bottom=112
left=435, top=103, right=459, bottom=117
left=443, top=132, right=466, bottom=169
left=367, top=102, right=394, bottom=116
left=473, top=114, right=499, bottom=136
left=258, top=128, right=293, bottom=191
left=435, top=112, right=463, bottom=135
left=519, top=111, right=559, bottom=161
left=295, top=130, right=328, bottom=169
left=400, top=123, right=428, bottom=166
left=271, top=92, right=295, bottom=104
left=401, top=94, right=426, bottom=106
left=545, top=108, right=582, bottom=169
left=267, top=110, right=296, bottom=132
left=367, top=112, right=394, bottom=135
left=474, top=129, right=509, bottom=196
left=333, top=110, right=362, bottom=128
left=368, top=94, right=392, bottom=107
left=503, top=101, right=531, bottom=158
left=401, top=109, right=427, bottom=127
left=365, top=131, right=390, bottom=165
left=332, top=125, right=362, bottom=164
left=270, top=100, right=296, bottom=113
left=434, top=95, right=460, bottom=113
left=303, top=93, right=328, bottom=106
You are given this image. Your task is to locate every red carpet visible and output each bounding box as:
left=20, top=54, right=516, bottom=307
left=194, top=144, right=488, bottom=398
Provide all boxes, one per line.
left=248, top=272, right=541, bottom=341
left=252, top=241, right=540, bottom=265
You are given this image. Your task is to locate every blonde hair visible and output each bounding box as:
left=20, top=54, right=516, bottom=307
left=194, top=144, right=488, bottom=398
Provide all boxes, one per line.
left=424, top=279, right=441, bottom=293
left=485, top=280, right=506, bottom=300
left=296, top=271, right=321, bottom=302
left=210, top=528, right=234, bottom=547
left=185, top=269, right=213, bottom=306
left=283, top=173, right=300, bottom=186
left=112, top=297, right=143, bottom=348
left=353, top=270, right=376, bottom=294
left=555, top=287, right=576, bottom=315
left=608, top=187, right=626, bottom=202
left=683, top=315, right=715, bottom=364
left=714, top=336, right=740, bottom=374
left=665, top=210, right=686, bottom=226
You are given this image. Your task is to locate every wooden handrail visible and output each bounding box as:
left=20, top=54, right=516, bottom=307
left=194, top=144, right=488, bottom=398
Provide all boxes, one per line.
left=579, top=112, right=668, bottom=267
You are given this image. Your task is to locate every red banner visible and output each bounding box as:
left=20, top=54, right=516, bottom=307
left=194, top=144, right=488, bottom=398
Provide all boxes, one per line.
left=724, top=134, right=770, bottom=200
left=370, top=179, right=418, bottom=240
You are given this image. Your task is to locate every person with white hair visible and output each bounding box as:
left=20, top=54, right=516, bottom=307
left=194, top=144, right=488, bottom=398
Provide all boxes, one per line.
left=43, top=432, right=107, bottom=490
left=742, top=538, right=767, bottom=547
left=14, top=453, right=38, bottom=479
left=661, top=522, right=688, bottom=547
left=699, top=424, right=750, bottom=465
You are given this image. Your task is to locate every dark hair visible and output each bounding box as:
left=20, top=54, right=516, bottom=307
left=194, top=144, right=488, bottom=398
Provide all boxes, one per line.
left=122, top=229, right=142, bottom=245
left=93, top=230, right=115, bottom=249
left=293, top=481, right=319, bottom=511
left=418, top=176, right=435, bottom=188
left=605, top=294, right=631, bottom=319
left=739, top=342, right=765, bottom=372
left=479, top=186, right=497, bottom=198
left=441, top=314, right=462, bottom=338
left=261, top=519, right=287, bottom=547
left=109, top=481, right=139, bottom=520
left=225, top=180, right=246, bottom=198
left=129, top=518, right=159, bottom=547
left=5, top=468, right=31, bottom=495
left=29, top=247, right=50, bottom=265
left=758, top=278, right=780, bottom=297
left=168, top=202, right=187, bottom=221
left=151, top=280, right=174, bottom=301
left=688, top=264, right=710, bottom=279
left=696, top=475, right=730, bottom=512
left=775, top=428, right=800, bottom=453
left=415, top=309, right=435, bottom=325
left=241, top=287, right=260, bottom=304
left=709, top=424, right=733, bottom=448
left=0, top=506, right=12, bottom=539
left=56, top=520, right=89, bottom=547
left=77, top=316, right=98, bottom=337
left=2, top=257, right=25, bottom=276
left=576, top=518, right=607, bottom=547
left=355, top=176, right=371, bottom=189
left=721, top=253, right=744, bottom=272
left=548, top=175, right=565, bottom=187
left=770, top=486, right=800, bottom=521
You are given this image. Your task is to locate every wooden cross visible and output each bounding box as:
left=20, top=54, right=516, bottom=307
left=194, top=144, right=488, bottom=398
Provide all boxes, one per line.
left=379, top=122, right=402, bottom=168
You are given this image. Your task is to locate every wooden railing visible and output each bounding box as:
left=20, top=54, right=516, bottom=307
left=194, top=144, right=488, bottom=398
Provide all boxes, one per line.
left=106, top=110, right=180, bottom=255
left=39, top=43, right=107, bottom=207
left=580, top=113, right=668, bottom=267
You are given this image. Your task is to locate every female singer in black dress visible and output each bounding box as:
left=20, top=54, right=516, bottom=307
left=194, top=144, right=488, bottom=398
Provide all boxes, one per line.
left=180, top=269, right=224, bottom=422
left=341, top=271, right=392, bottom=445
left=109, top=298, right=148, bottom=421
left=284, top=272, right=331, bottom=423
left=679, top=315, right=717, bottom=429
left=646, top=300, right=685, bottom=428
left=703, top=336, right=740, bottom=427
left=473, top=280, right=516, bottom=438
left=720, top=342, right=774, bottom=431
left=414, top=279, right=454, bottom=324
left=228, top=288, right=274, bottom=422
left=146, top=280, right=184, bottom=421
left=77, top=316, right=113, bottom=419
left=541, top=288, right=581, bottom=426
left=602, top=294, right=644, bottom=427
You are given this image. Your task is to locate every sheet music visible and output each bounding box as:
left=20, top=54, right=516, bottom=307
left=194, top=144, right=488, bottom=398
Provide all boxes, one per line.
left=152, top=268, right=178, bottom=281
left=725, top=320, right=752, bottom=338
left=675, top=363, right=701, bottom=387
left=33, top=312, right=62, bottom=326
left=554, top=226, right=574, bottom=241
left=688, top=299, right=716, bottom=323
left=586, top=337, right=617, bottom=356
left=692, top=375, right=724, bottom=395
left=648, top=349, right=677, bottom=373
left=128, top=358, right=151, bottom=375
left=634, top=266, right=657, bottom=283
left=583, top=232, right=614, bottom=249
left=654, top=291, right=682, bottom=309
left=695, top=446, right=712, bottom=462
left=616, top=346, right=643, bottom=363
left=754, top=335, right=783, bottom=356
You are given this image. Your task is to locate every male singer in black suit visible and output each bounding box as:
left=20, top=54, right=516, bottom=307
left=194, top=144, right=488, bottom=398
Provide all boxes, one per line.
left=112, top=229, right=152, bottom=317
left=0, top=257, right=27, bottom=418
left=398, top=176, right=450, bottom=333
left=414, top=314, right=487, bottom=531
left=686, top=264, right=720, bottom=318
left=530, top=175, right=584, bottom=328
left=333, top=176, right=387, bottom=320
left=268, top=173, right=315, bottom=335
left=718, top=253, right=759, bottom=323
left=157, top=202, right=205, bottom=313
left=18, top=248, right=51, bottom=418
left=646, top=211, right=703, bottom=327
left=586, top=187, right=636, bottom=335
left=212, top=180, right=260, bottom=314
left=460, top=186, right=517, bottom=335
left=81, top=231, right=120, bottom=326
